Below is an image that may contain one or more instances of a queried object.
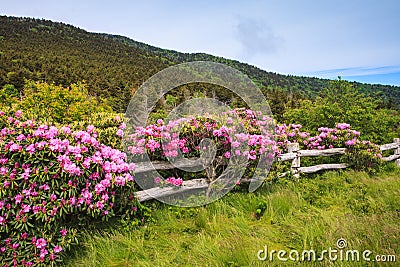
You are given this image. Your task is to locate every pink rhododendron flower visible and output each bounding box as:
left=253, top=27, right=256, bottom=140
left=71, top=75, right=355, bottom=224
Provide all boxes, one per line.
left=86, top=125, right=95, bottom=133
left=0, top=216, right=6, bottom=225
left=345, top=139, right=356, bottom=146
left=60, top=229, right=67, bottom=236
left=116, top=129, right=124, bottom=137
left=35, top=238, right=47, bottom=249
left=54, top=245, right=62, bottom=253
left=14, top=194, right=23, bottom=204
left=165, top=177, right=183, bottom=186
left=9, top=143, right=22, bottom=152
left=15, top=110, right=22, bottom=118
left=337, top=123, right=350, bottom=130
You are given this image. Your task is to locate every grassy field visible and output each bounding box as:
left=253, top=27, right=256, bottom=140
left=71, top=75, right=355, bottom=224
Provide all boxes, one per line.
left=65, top=164, right=400, bottom=266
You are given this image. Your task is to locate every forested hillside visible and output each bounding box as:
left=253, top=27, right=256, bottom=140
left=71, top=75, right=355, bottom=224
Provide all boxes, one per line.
left=0, top=15, right=399, bottom=115
left=107, top=33, right=400, bottom=102
left=0, top=16, right=172, bottom=111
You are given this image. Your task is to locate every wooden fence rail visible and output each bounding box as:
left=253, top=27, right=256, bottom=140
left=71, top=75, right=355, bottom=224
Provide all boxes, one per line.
left=134, top=138, right=400, bottom=202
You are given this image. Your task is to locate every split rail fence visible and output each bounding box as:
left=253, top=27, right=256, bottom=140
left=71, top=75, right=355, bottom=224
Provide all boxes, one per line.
left=134, top=138, right=400, bottom=202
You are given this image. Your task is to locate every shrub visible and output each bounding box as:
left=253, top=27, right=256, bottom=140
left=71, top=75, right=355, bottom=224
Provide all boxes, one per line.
left=0, top=110, right=137, bottom=266
left=283, top=78, right=400, bottom=144
left=123, top=108, right=278, bottom=185
left=0, top=81, right=112, bottom=124
left=273, top=122, right=382, bottom=174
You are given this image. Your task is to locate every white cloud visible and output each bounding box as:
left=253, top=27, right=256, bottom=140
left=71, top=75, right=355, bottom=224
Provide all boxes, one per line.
left=234, top=17, right=284, bottom=59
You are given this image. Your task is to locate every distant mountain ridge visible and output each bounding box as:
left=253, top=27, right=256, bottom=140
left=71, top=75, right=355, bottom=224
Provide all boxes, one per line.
left=0, top=15, right=399, bottom=112
left=101, top=32, right=400, bottom=103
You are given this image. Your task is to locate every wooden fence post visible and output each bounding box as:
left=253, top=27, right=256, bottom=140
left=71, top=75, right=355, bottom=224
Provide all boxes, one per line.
left=395, top=138, right=400, bottom=167
left=288, top=142, right=300, bottom=178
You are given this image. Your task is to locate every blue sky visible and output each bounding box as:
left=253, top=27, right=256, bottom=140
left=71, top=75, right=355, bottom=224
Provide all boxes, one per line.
left=2, top=0, right=400, bottom=86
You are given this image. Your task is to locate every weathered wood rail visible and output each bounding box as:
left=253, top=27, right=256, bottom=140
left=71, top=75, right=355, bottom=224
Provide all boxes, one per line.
left=279, top=138, right=400, bottom=178
left=134, top=138, right=400, bottom=202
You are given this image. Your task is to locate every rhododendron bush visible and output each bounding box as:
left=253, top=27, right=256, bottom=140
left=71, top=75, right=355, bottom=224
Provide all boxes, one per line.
left=0, top=110, right=137, bottom=266
left=125, top=108, right=277, bottom=176
left=274, top=122, right=382, bottom=172
left=123, top=108, right=279, bottom=201
left=0, top=108, right=384, bottom=266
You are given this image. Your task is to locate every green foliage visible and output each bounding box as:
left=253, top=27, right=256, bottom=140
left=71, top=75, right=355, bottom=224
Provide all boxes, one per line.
left=7, top=81, right=112, bottom=124
left=0, top=84, right=19, bottom=108
left=255, top=200, right=268, bottom=219
left=284, top=78, right=400, bottom=143
left=2, top=84, right=19, bottom=98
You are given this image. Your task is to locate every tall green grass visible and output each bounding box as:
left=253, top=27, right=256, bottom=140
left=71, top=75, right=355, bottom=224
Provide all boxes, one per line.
left=65, top=164, right=400, bottom=266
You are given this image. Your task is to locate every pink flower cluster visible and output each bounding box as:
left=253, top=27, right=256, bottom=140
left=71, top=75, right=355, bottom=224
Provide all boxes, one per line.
left=126, top=118, right=192, bottom=159
left=124, top=109, right=278, bottom=166
left=165, top=177, right=183, bottom=187
left=274, top=122, right=374, bottom=153
left=0, top=230, right=65, bottom=265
